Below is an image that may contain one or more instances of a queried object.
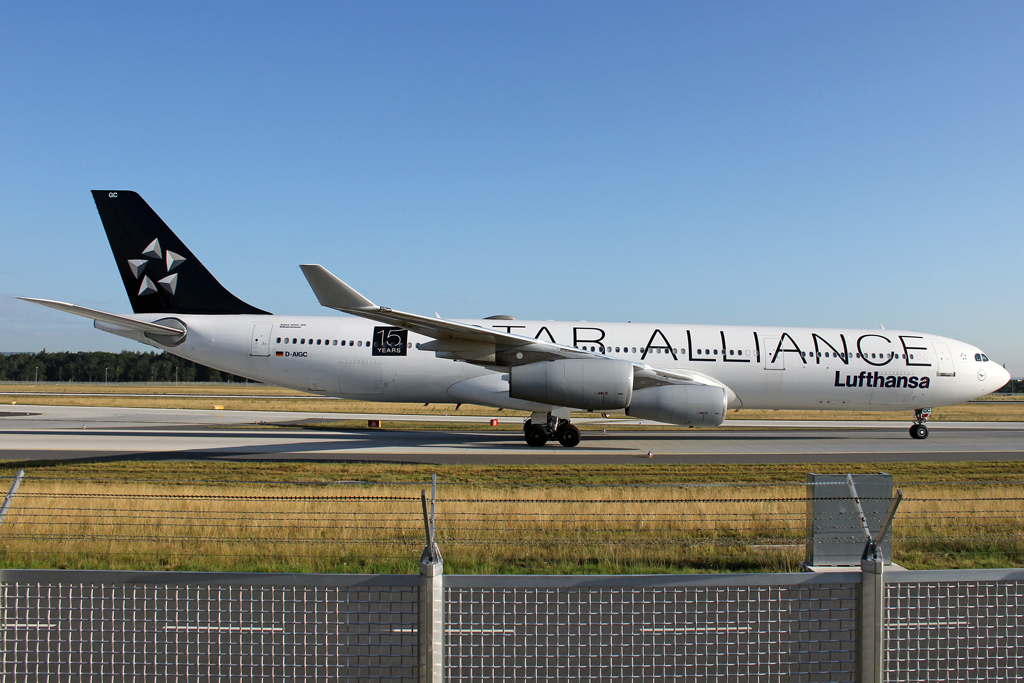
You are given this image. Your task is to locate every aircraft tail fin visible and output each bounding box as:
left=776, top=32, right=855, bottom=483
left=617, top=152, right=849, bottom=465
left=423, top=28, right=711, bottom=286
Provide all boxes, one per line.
left=92, top=190, right=269, bottom=315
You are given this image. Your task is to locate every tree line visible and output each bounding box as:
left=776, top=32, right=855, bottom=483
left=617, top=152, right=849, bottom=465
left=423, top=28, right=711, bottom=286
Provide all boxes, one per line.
left=0, top=351, right=254, bottom=383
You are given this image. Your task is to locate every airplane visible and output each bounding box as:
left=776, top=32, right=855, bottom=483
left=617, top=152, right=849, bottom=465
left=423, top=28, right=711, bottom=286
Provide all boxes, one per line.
left=19, top=191, right=1011, bottom=447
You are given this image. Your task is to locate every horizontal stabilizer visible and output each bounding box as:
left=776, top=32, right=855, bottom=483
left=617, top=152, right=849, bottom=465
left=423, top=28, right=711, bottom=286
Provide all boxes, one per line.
left=16, top=298, right=185, bottom=336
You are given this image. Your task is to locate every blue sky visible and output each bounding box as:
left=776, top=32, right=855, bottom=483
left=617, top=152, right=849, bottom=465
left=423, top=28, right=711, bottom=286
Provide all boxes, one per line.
left=2, top=3, right=1022, bottom=373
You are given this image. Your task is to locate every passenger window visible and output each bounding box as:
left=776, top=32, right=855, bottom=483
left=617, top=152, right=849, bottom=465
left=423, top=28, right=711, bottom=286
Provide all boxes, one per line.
left=357, top=341, right=362, bottom=347
left=276, top=337, right=281, bottom=343
left=713, top=349, right=718, bottom=355
left=316, top=339, right=321, bottom=345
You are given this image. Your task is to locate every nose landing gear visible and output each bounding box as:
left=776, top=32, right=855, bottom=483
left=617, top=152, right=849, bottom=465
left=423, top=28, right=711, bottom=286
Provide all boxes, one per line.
left=523, top=412, right=580, bottom=448
left=909, top=408, right=932, bottom=439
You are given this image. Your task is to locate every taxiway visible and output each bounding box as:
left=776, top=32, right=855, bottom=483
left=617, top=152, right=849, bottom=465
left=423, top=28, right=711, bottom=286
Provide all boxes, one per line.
left=2, top=405, right=1022, bottom=465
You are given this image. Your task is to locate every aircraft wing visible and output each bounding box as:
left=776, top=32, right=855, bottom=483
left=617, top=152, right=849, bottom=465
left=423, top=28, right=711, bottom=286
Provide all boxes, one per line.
left=17, top=298, right=186, bottom=336
left=299, top=265, right=732, bottom=395
left=300, top=264, right=572, bottom=348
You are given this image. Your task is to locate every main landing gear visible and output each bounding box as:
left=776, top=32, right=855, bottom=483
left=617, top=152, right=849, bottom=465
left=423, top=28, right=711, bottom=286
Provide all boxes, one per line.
left=909, top=408, right=932, bottom=440
left=523, top=412, right=581, bottom=448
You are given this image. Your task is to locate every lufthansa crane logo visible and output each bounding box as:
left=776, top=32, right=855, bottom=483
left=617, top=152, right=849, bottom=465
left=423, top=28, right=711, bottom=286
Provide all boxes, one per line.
left=126, top=239, right=186, bottom=297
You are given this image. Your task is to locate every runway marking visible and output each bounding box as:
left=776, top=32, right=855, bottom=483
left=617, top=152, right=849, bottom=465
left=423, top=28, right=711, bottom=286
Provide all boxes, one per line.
left=447, top=628, right=517, bottom=636
left=164, top=625, right=284, bottom=633
left=2, top=622, right=56, bottom=629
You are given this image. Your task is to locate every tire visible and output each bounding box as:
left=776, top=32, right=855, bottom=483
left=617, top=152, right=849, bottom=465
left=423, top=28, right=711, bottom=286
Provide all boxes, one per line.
left=523, top=419, right=532, bottom=434
left=909, top=424, right=929, bottom=440
left=524, top=424, right=548, bottom=447
left=557, top=424, right=581, bottom=448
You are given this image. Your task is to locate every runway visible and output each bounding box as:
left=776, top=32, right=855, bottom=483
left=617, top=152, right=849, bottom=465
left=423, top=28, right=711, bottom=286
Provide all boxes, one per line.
left=2, top=404, right=1023, bottom=465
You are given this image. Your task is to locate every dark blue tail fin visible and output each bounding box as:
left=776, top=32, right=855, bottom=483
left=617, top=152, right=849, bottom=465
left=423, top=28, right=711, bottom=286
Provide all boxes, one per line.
left=93, top=191, right=269, bottom=315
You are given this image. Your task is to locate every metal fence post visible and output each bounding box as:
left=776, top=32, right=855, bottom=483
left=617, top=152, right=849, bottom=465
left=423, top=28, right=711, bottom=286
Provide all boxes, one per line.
left=419, top=475, right=443, bottom=683
left=859, top=556, right=884, bottom=683
left=852, top=478, right=901, bottom=683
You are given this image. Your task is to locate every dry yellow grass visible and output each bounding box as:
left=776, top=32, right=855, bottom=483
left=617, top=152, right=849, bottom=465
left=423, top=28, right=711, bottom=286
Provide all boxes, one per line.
left=1, top=476, right=1019, bottom=573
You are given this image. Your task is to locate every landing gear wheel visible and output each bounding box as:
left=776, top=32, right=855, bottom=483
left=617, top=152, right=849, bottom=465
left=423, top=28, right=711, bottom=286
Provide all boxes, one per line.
left=556, top=424, right=581, bottom=448
left=524, top=424, right=549, bottom=447
left=909, top=424, right=929, bottom=440
left=522, top=419, right=532, bottom=434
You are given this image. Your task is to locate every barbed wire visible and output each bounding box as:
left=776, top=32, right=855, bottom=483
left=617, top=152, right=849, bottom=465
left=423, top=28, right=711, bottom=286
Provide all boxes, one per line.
left=0, top=476, right=1020, bottom=570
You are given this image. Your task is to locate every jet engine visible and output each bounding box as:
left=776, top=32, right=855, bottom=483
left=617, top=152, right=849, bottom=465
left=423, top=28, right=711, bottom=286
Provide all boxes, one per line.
left=509, top=358, right=633, bottom=410
left=626, top=384, right=727, bottom=426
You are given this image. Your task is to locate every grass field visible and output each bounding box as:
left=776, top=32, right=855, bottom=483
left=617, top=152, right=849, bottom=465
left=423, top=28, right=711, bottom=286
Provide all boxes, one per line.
left=2, top=384, right=1020, bottom=573
left=0, top=460, right=1020, bottom=574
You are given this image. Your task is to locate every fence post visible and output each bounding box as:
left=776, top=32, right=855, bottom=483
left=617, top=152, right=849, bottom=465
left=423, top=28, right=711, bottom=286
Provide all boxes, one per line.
left=859, top=556, right=884, bottom=683
left=853, top=481, right=901, bottom=683
left=0, top=469, right=25, bottom=526
left=419, top=476, right=443, bottom=683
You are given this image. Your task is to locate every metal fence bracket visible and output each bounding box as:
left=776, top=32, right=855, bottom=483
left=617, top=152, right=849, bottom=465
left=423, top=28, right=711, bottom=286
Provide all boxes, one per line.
left=0, top=469, right=25, bottom=526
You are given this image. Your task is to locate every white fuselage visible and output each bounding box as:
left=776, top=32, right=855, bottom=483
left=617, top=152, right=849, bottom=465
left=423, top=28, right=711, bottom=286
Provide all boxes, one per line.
left=107, top=314, right=1008, bottom=413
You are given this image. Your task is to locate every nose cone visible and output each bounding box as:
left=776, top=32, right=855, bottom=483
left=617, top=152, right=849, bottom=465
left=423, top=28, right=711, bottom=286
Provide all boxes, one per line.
left=993, top=364, right=1012, bottom=391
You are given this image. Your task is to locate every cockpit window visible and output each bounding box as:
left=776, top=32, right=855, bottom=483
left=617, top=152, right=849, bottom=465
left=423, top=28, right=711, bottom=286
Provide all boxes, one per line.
left=983, top=354, right=990, bottom=362
left=976, top=353, right=991, bottom=362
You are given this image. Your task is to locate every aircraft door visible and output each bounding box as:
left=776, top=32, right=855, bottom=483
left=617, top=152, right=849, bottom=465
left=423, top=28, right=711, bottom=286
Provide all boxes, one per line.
left=250, top=323, right=273, bottom=356
left=762, top=336, right=784, bottom=370
left=933, top=342, right=955, bottom=377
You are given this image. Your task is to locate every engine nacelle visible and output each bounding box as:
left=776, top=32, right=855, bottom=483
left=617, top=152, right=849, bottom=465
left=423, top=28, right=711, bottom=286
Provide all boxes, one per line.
left=626, top=384, right=727, bottom=426
left=509, top=359, right=633, bottom=410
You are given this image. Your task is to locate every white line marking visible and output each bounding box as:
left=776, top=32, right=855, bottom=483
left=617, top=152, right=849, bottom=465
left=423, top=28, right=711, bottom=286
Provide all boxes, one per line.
left=164, top=625, right=284, bottom=633
left=891, top=620, right=971, bottom=629
left=640, top=626, right=752, bottom=634
left=2, top=623, right=56, bottom=630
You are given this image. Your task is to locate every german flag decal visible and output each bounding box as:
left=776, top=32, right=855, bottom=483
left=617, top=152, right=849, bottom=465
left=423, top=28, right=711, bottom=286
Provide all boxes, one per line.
left=275, top=351, right=284, bottom=356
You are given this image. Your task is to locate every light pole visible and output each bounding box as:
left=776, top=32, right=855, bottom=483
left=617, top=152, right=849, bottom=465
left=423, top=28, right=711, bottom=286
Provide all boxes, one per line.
left=105, top=368, right=108, bottom=385
left=34, top=367, right=38, bottom=384
left=175, top=367, right=178, bottom=385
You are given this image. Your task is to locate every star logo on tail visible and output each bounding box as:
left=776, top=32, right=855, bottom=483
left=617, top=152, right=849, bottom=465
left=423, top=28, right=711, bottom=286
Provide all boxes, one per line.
left=126, top=239, right=186, bottom=296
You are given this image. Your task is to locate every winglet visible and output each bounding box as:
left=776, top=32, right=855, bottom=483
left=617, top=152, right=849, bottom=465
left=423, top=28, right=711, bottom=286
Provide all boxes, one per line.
left=299, top=265, right=377, bottom=311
